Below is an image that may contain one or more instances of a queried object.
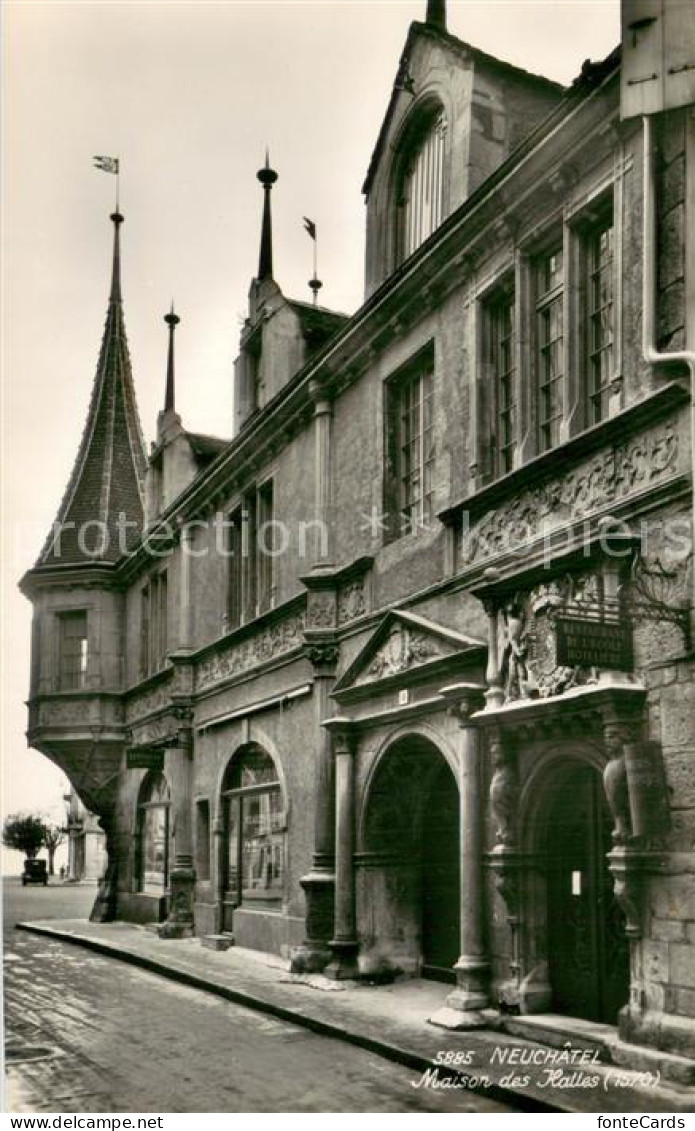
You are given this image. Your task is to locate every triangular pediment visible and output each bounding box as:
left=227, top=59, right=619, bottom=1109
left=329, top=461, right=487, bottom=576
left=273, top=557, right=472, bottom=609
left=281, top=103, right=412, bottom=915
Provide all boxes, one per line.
left=333, top=610, right=485, bottom=696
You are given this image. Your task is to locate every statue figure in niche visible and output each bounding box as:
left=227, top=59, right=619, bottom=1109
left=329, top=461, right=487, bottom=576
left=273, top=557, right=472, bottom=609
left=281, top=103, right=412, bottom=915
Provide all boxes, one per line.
left=499, top=598, right=539, bottom=702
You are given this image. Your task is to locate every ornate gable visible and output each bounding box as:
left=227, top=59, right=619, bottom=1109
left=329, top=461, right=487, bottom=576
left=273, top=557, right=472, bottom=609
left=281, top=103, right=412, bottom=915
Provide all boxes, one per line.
left=333, top=609, right=485, bottom=699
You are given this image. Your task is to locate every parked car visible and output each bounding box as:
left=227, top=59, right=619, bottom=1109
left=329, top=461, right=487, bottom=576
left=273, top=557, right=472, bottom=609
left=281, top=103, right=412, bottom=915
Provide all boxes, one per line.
left=22, top=859, right=48, bottom=886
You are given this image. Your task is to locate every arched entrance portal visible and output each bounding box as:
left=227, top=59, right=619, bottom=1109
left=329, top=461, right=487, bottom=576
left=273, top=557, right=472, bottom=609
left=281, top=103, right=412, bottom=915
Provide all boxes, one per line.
left=361, top=735, right=459, bottom=981
left=540, top=760, right=629, bottom=1024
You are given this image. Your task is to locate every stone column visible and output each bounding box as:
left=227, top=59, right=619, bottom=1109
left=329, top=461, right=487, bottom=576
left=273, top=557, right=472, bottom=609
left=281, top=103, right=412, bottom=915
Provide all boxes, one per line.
left=292, top=642, right=339, bottom=973
left=159, top=727, right=195, bottom=939
left=431, top=683, right=489, bottom=1030
left=486, top=729, right=524, bottom=1012
left=325, top=718, right=359, bottom=980
left=213, top=814, right=227, bottom=933
left=177, top=521, right=194, bottom=653
left=309, top=378, right=333, bottom=567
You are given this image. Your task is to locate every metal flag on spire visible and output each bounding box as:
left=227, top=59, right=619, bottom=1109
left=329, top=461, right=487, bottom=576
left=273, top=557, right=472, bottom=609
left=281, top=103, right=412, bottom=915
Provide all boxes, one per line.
left=93, top=155, right=121, bottom=209
left=303, top=217, right=322, bottom=305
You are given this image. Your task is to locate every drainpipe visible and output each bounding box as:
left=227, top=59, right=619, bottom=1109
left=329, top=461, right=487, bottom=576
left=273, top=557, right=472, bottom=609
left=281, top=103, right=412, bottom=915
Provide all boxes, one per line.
left=641, top=113, right=695, bottom=626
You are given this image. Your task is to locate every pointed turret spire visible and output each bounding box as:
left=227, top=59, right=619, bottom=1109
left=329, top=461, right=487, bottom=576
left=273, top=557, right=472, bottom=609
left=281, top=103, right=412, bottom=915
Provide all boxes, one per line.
left=37, top=212, right=148, bottom=566
left=425, top=0, right=446, bottom=30
left=164, top=302, right=180, bottom=413
left=257, top=149, right=278, bottom=281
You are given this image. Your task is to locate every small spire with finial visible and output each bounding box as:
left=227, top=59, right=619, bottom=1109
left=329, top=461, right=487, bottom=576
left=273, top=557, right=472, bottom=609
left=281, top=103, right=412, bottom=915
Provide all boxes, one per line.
left=109, top=211, right=124, bottom=304
left=163, top=301, right=180, bottom=414
left=425, top=0, right=446, bottom=30
left=257, top=148, right=278, bottom=281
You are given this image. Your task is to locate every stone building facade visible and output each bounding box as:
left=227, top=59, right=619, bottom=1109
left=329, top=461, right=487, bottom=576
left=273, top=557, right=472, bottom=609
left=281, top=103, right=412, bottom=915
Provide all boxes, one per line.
left=21, top=0, right=695, bottom=1070
left=65, top=788, right=107, bottom=882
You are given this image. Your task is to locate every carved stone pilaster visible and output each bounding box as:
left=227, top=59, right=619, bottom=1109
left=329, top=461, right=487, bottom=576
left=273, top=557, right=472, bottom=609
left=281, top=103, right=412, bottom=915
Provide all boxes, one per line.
left=489, top=732, right=519, bottom=847
left=487, top=731, right=523, bottom=1011
left=603, top=720, right=634, bottom=845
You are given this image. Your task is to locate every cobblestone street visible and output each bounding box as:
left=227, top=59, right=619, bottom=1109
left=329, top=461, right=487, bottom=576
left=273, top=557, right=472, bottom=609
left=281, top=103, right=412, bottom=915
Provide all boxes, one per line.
left=4, top=881, right=515, bottom=1114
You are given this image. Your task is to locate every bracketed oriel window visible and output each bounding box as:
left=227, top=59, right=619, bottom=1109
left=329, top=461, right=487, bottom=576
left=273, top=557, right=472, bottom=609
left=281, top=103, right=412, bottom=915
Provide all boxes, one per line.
left=396, top=109, right=447, bottom=263
left=223, top=745, right=285, bottom=906
left=138, top=772, right=170, bottom=893
left=384, top=351, right=435, bottom=538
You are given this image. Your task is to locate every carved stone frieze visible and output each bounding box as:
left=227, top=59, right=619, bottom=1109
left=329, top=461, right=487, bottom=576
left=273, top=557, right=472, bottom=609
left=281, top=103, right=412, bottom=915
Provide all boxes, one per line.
left=38, top=697, right=124, bottom=728
left=195, top=611, right=305, bottom=692
left=126, top=682, right=172, bottom=724
left=306, top=593, right=336, bottom=629
left=461, top=423, right=680, bottom=566
left=338, top=580, right=366, bottom=625
left=40, top=700, right=100, bottom=726
left=359, top=623, right=442, bottom=683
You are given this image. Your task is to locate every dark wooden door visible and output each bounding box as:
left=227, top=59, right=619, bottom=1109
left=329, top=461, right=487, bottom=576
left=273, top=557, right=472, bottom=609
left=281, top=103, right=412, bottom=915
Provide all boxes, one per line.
left=547, top=763, right=629, bottom=1024
left=421, top=760, right=460, bottom=981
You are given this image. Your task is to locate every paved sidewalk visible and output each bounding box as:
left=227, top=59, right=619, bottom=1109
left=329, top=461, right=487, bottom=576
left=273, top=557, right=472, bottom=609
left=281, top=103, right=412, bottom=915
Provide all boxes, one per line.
left=16, top=918, right=695, bottom=1115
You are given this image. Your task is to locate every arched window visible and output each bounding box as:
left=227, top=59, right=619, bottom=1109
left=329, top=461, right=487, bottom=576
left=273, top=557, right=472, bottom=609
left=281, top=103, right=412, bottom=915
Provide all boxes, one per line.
left=138, top=772, right=170, bottom=893
left=396, top=108, right=447, bottom=264
left=222, top=744, right=285, bottom=906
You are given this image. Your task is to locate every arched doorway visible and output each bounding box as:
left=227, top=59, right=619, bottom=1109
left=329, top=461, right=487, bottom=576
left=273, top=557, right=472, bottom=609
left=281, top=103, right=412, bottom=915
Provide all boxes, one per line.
left=361, top=735, right=459, bottom=980
left=540, top=760, right=629, bottom=1024
left=220, top=743, right=285, bottom=933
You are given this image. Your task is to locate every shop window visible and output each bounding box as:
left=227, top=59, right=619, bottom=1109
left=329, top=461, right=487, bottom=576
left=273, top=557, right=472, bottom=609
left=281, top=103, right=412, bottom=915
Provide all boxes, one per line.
left=222, top=744, right=285, bottom=906
left=138, top=772, right=170, bottom=893
left=57, top=610, right=88, bottom=690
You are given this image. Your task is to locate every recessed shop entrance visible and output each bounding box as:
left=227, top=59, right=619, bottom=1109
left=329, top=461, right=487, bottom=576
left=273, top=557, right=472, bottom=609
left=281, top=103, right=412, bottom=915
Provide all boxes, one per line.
left=362, top=735, right=459, bottom=981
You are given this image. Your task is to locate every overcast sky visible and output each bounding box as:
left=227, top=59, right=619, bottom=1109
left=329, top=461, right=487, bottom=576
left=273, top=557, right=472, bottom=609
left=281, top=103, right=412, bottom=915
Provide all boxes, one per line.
left=3, top=0, right=620, bottom=866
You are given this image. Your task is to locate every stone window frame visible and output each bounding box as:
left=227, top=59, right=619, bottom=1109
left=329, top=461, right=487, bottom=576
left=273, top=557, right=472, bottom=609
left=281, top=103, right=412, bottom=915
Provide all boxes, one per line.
left=139, top=569, right=169, bottom=679
left=226, top=475, right=276, bottom=630
left=471, top=180, right=621, bottom=489
left=382, top=341, right=436, bottom=543
left=390, top=95, right=450, bottom=273
left=477, top=271, right=518, bottom=484
left=55, top=608, right=89, bottom=691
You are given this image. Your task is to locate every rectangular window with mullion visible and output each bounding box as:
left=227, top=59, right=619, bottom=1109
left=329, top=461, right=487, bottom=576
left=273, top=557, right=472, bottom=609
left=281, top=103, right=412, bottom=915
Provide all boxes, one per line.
left=384, top=350, right=435, bottom=540
left=227, top=507, right=243, bottom=630
left=586, top=223, right=614, bottom=426
left=536, top=247, right=564, bottom=453
left=399, top=368, right=434, bottom=533
left=58, top=611, right=88, bottom=690
left=484, top=290, right=516, bottom=480
left=256, top=480, right=274, bottom=615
